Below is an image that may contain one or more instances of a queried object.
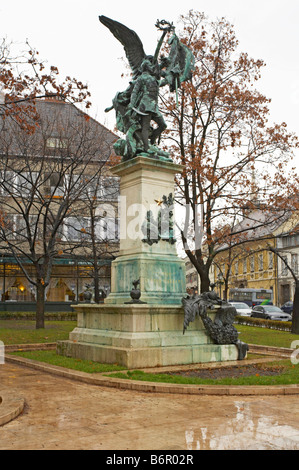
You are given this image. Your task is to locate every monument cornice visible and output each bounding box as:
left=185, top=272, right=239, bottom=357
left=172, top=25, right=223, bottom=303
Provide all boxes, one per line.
left=110, top=156, right=184, bottom=177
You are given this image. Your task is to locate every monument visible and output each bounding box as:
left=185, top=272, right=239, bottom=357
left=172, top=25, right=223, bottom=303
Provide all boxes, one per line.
left=57, top=16, right=247, bottom=368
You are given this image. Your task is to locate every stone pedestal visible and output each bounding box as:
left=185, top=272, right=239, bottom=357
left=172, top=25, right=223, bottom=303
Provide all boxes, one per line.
left=105, top=156, right=186, bottom=304
left=57, top=156, right=240, bottom=368
left=57, top=304, right=239, bottom=369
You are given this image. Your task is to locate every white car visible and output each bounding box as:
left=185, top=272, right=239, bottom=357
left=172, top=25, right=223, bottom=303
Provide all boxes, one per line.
left=229, top=302, right=252, bottom=316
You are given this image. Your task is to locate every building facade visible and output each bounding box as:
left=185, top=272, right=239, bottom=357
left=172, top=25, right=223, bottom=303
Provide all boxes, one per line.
left=276, top=228, right=299, bottom=305
left=0, top=96, right=119, bottom=306
left=212, top=210, right=299, bottom=306
left=184, top=257, right=200, bottom=294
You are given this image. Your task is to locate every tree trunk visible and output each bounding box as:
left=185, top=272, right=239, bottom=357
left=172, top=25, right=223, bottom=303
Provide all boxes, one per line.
left=291, top=281, right=299, bottom=334
left=93, top=268, right=100, bottom=304
left=223, top=282, right=229, bottom=301
left=36, top=281, right=45, bottom=329
left=199, top=270, right=210, bottom=294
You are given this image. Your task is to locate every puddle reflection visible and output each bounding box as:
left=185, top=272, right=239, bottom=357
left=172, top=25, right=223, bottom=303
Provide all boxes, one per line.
left=185, top=401, right=299, bottom=450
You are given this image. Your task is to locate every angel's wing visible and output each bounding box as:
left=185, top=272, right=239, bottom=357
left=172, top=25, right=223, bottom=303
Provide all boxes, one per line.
left=99, top=16, right=146, bottom=78
left=182, top=296, right=200, bottom=333
left=215, top=304, right=237, bottom=326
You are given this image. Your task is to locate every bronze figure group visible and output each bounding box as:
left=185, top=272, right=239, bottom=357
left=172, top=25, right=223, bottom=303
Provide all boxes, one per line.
left=99, top=16, right=194, bottom=161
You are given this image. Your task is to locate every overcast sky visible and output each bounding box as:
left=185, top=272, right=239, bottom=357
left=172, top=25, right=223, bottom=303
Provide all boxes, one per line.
left=1, top=0, right=298, bottom=164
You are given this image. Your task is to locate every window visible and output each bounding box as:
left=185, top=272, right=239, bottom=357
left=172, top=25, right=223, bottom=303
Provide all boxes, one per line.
left=45, top=137, right=68, bottom=156
left=101, top=177, right=119, bottom=199
left=64, top=217, right=90, bottom=241
left=87, top=177, right=119, bottom=200
left=87, top=178, right=103, bottom=200
left=14, top=214, right=27, bottom=239
left=258, top=253, right=263, bottom=271
left=291, top=254, right=298, bottom=274
left=268, top=252, right=273, bottom=270
left=46, top=213, right=64, bottom=240
left=256, top=291, right=272, bottom=300
left=282, top=234, right=299, bottom=248
left=43, top=172, right=64, bottom=197
left=96, top=217, right=119, bottom=241
left=243, top=258, right=247, bottom=274
left=281, top=256, right=288, bottom=276
left=10, top=214, right=39, bottom=240
left=2, top=214, right=15, bottom=239
left=68, top=175, right=91, bottom=199
left=16, top=172, right=39, bottom=197
left=235, top=261, right=239, bottom=275
left=0, top=171, right=16, bottom=196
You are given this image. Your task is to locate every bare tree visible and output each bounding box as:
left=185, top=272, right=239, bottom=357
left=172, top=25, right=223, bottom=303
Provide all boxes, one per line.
left=267, top=246, right=299, bottom=334
left=0, top=38, right=91, bottom=133
left=0, top=97, right=116, bottom=328
left=63, top=171, right=120, bottom=303
left=211, top=210, right=299, bottom=331
left=159, top=11, right=299, bottom=292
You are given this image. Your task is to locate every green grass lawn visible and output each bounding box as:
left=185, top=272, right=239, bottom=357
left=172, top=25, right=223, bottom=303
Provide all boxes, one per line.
left=236, top=324, right=299, bottom=349
left=107, top=360, right=299, bottom=386
left=1, top=319, right=299, bottom=349
left=10, top=350, right=125, bottom=373
left=0, top=319, right=76, bottom=345
left=9, top=348, right=299, bottom=385
left=2, top=318, right=299, bottom=385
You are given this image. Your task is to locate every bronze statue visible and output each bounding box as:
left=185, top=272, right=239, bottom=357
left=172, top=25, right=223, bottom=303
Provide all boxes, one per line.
left=182, top=291, right=249, bottom=360
left=99, top=16, right=194, bottom=161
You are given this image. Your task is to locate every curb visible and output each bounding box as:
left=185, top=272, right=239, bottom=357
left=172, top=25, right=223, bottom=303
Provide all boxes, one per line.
left=5, top=343, right=57, bottom=353
left=248, top=343, right=295, bottom=357
left=5, top=350, right=299, bottom=396
left=0, top=389, right=25, bottom=426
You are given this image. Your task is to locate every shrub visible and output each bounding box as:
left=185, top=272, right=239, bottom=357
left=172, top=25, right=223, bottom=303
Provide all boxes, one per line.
left=235, top=315, right=291, bottom=332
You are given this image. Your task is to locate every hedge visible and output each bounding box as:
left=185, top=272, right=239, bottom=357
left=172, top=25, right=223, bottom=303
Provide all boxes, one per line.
left=0, top=311, right=77, bottom=321
left=235, top=315, right=291, bottom=332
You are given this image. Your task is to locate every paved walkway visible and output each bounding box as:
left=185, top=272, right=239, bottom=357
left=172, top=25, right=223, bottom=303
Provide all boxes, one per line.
left=1, top=361, right=299, bottom=450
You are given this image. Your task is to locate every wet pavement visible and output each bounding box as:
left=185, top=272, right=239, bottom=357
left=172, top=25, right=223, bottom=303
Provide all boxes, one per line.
left=1, top=362, right=299, bottom=450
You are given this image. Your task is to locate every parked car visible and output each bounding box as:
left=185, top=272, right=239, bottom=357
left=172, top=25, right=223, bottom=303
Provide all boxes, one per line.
left=250, top=305, right=292, bottom=321
left=229, top=302, right=252, bottom=316
left=281, top=301, right=293, bottom=314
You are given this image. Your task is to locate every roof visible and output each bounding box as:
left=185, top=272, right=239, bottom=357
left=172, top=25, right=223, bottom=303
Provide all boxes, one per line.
left=0, top=96, right=118, bottom=162
left=215, top=208, right=291, bottom=253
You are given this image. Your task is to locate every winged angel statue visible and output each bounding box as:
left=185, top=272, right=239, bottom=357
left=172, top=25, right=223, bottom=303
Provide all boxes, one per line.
left=99, top=16, right=195, bottom=161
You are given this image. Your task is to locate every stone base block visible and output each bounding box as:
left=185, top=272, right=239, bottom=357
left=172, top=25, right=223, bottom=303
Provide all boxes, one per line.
left=56, top=304, right=239, bottom=369
left=57, top=340, right=238, bottom=369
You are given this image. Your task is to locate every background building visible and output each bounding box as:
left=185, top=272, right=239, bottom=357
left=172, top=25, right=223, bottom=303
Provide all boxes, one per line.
left=0, top=96, right=119, bottom=309
left=211, top=209, right=299, bottom=305
left=276, top=226, right=299, bottom=305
